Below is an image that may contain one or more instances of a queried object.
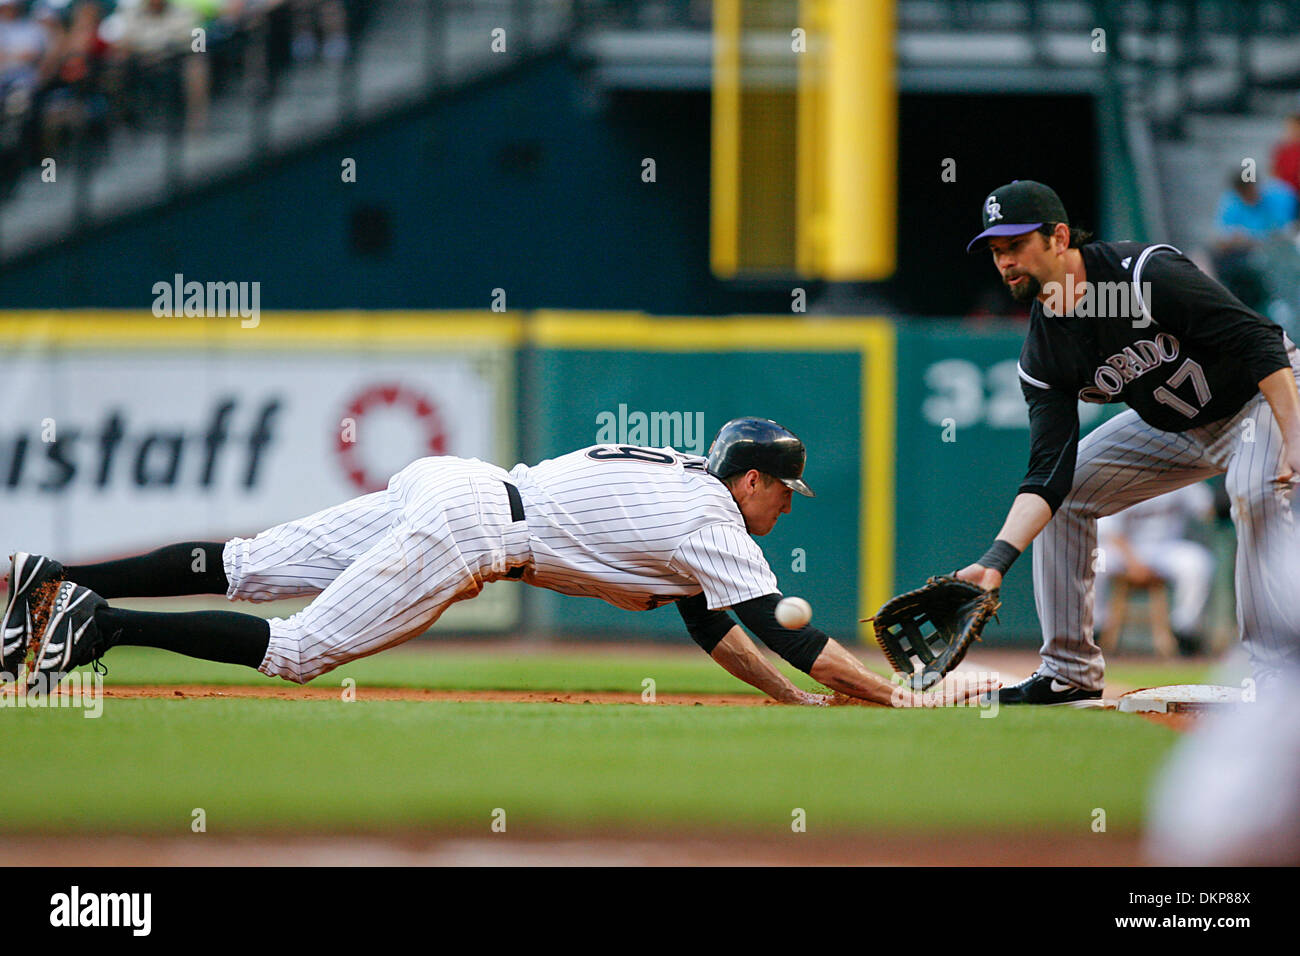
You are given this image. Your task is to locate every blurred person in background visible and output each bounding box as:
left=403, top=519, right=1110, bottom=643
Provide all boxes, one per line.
left=1271, top=109, right=1300, bottom=196
left=36, top=0, right=112, bottom=154
left=1094, top=482, right=1217, bottom=657
left=0, top=0, right=49, bottom=118
left=1211, top=166, right=1300, bottom=334
left=212, top=0, right=288, bottom=99
left=289, top=0, right=346, bottom=62
left=1213, top=166, right=1297, bottom=251
left=221, top=0, right=289, bottom=34
left=29, top=2, right=65, bottom=75
left=116, top=0, right=207, bottom=134
left=0, top=0, right=52, bottom=190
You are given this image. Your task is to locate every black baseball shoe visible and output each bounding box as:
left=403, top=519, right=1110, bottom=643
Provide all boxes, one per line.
left=2, top=552, right=65, bottom=682
left=987, top=670, right=1104, bottom=707
left=21, top=581, right=110, bottom=693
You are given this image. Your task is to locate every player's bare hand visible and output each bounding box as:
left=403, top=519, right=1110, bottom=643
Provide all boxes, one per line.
left=898, top=674, right=1001, bottom=708
left=771, top=685, right=833, bottom=705
left=950, top=674, right=1001, bottom=706
left=1276, top=444, right=1300, bottom=484
left=955, top=563, right=1002, bottom=592
left=792, top=689, right=833, bottom=706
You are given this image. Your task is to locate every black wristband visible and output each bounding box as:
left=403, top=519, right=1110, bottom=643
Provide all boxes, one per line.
left=979, top=539, right=1021, bottom=576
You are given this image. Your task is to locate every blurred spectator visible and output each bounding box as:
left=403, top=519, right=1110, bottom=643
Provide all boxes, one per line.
left=1095, top=482, right=1217, bottom=657
left=290, top=0, right=347, bottom=62
left=1272, top=110, right=1300, bottom=196
left=37, top=1, right=113, bottom=153
left=222, top=0, right=289, bottom=29
left=1210, top=168, right=1300, bottom=328
left=1215, top=169, right=1297, bottom=240
left=0, top=0, right=49, bottom=118
left=121, top=0, right=198, bottom=51
left=117, top=0, right=209, bottom=134
left=0, top=0, right=363, bottom=192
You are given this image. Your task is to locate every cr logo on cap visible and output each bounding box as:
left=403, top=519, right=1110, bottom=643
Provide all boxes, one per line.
left=985, top=195, right=1002, bottom=222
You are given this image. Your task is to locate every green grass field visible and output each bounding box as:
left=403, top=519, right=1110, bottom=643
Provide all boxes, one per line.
left=0, top=645, right=1209, bottom=838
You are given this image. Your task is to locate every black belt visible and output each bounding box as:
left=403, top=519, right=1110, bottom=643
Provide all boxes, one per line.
left=503, top=481, right=526, bottom=579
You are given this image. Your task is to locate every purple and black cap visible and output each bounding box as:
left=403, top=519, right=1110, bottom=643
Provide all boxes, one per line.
left=965, top=180, right=1069, bottom=253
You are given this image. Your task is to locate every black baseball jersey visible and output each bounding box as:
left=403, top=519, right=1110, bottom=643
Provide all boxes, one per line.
left=1017, top=241, right=1290, bottom=511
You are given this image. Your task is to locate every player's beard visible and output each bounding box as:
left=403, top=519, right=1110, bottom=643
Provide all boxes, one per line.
left=1005, top=272, right=1041, bottom=303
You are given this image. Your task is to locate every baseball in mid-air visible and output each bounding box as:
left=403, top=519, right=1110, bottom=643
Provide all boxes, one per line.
left=775, top=596, right=812, bottom=629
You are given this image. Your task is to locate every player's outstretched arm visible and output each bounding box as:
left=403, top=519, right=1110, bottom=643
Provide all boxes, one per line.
left=709, top=627, right=828, bottom=705
left=808, top=638, right=903, bottom=705
left=989, top=491, right=1055, bottom=551
left=956, top=491, right=1054, bottom=590
left=1258, top=366, right=1300, bottom=481
left=677, top=593, right=828, bottom=704
left=810, top=639, right=999, bottom=707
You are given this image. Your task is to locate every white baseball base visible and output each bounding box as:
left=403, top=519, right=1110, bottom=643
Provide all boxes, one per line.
left=1117, top=684, right=1244, bottom=714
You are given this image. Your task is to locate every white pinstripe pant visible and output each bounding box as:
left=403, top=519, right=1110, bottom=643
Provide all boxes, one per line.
left=223, top=457, right=531, bottom=683
left=1034, top=352, right=1300, bottom=689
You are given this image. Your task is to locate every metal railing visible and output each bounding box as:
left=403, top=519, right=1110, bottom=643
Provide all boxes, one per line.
left=0, top=0, right=576, bottom=262
left=8, top=0, right=1300, bottom=262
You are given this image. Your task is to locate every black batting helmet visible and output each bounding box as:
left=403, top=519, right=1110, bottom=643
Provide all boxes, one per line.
left=706, top=417, right=814, bottom=497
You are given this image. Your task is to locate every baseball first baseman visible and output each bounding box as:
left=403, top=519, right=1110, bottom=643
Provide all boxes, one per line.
left=3, top=418, right=992, bottom=707
left=957, top=180, right=1300, bottom=704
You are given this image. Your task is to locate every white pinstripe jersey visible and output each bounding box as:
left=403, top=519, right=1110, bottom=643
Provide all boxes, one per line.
left=505, top=445, right=779, bottom=612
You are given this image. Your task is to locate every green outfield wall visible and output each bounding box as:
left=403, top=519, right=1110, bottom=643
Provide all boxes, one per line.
left=522, top=314, right=1125, bottom=646
left=892, top=320, right=1127, bottom=642
left=521, top=313, right=894, bottom=643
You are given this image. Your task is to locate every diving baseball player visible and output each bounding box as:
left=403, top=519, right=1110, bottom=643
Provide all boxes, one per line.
left=957, top=180, right=1300, bottom=704
left=3, top=418, right=991, bottom=707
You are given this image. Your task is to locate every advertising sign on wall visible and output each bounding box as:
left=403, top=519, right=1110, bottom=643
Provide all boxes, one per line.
left=0, top=313, right=521, bottom=631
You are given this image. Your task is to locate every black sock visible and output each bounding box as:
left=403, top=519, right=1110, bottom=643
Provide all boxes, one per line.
left=97, top=606, right=270, bottom=669
left=66, top=542, right=229, bottom=599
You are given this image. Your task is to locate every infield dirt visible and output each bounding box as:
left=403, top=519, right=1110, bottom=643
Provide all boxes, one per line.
left=89, top=673, right=1206, bottom=731
left=0, top=829, right=1143, bottom=866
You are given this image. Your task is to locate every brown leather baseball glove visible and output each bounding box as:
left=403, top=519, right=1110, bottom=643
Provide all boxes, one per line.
left=867, top=575, right=1000, bottom=691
